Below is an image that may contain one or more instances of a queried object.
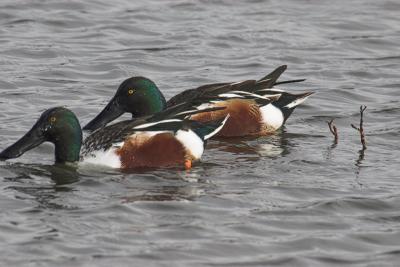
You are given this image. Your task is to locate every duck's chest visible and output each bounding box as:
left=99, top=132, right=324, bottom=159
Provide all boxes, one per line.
left=82, top=131, right=204, bottom=169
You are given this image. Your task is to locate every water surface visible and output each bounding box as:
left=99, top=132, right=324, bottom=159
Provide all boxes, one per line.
left=1, top=0, right=400, bottom=266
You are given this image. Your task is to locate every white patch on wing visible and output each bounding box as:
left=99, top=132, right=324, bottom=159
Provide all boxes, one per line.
left=133, top=119, right=181, bottom=129
left=285, top=95, right=310, bottom=109
left=81, top=147, right=121, bottom=168
left=266, top=88, right=285, bottom=92
left=204, top=114, right=230, bottom=140
left=175, top=129, right=204, bottom=160
left=258, top=88, right=285, bottom=94
left=230, top=80, right=246, bottom=86
left=218, top=93, right=244, bottom=98
left=262, top=93, right=282, bottom=99
left=174, top=109, right=199, bottom=117
left=134, top=131, right=170, bottom=137
left=260, top=104, right=284, bottom=130
left=229, top=91, right=272, bottom=100
left=196, top=103, right=215, bottom=110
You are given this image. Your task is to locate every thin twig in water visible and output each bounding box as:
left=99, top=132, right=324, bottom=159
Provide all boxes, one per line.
left=327, top=119, right=338, bottom=144
left=351, top=105, right=367, bottom=150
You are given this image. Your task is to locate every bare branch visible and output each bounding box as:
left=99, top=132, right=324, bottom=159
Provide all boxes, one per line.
left=352, top=105, right=367, bottom=150
left=351, top=124, right=358, bottom=130
left=327, top=119, right=338, bottom=144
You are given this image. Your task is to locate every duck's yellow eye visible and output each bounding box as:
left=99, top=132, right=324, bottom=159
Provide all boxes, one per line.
left=50, top=117, right=56, bottom=123
left=128, top=89, right=135, bottom=95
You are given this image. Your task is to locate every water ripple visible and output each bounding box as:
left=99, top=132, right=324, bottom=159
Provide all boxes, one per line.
left=1, top=0, right=400, bottom=266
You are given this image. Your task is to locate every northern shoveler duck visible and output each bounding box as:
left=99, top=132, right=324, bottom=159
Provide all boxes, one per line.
left=83, top=65, right=313, bottom=137
left=0, top=106, right=228, bottom=169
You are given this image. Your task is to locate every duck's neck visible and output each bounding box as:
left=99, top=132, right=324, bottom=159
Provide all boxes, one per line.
left=135, top=89, right=167, bottom=118
left=131, top=78, right=167, bottom=117
left=136, top=95, right=166, bottom=117
left=53, top=127, right=82, bottom=163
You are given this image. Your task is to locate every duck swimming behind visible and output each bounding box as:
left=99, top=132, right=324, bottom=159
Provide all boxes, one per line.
left=83, top=65, right=313, bottom=137
left=0, top=106, right=228, bottom=169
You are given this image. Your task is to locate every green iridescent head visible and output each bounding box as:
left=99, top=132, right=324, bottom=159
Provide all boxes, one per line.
left=0, top=107, right=82, bottom=163
left=83, top=77, right=167, bottom=131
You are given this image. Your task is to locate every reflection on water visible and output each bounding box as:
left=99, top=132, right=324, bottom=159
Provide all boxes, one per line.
left=122, top=185, right=206, bottom=203
left=210, top=130, right=292, bottom=159
left=354, top=148, right=366, bottom=188
left=3, top=164, right=79, bottom=210
left=3, top=163, right=80, bottom=186
left=2, top=162, right=213, bottom=209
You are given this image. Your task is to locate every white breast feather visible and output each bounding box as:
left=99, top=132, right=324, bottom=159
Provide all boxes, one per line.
left=260, top=104, right=284, bottom=130
left=81, top=147, right=121, bottom=168
left=175, top=129, right=204, bottom=160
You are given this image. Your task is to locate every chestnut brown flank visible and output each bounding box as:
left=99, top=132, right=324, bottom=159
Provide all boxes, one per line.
left=191, top=99, right=263, bottom=137
left=117, top=132, right=189, bottom=168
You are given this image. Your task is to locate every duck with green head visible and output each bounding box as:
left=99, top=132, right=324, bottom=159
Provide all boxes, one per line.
left=0, top=108, right=82, bottom=164
left=84, top=77, right=168, bottom=131
left=0, top=106, right=228, bottom=169
left=83, top=65, right=314, bottom=137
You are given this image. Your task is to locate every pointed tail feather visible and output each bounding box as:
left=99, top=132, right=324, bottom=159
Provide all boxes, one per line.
left=258, top=65, right=287, bottom=83
left=273, top=91, right=314, bottom=123
left=283, top=92, right=314, bottom=109
left=257, top=66, right=305, bottom=88
left=274, top=79, right=306, bottom=86
left=204, top=80, right=256, bottom=96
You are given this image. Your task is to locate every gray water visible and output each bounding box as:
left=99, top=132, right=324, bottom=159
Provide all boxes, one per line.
left=1, top=0, right=400, bottom=266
